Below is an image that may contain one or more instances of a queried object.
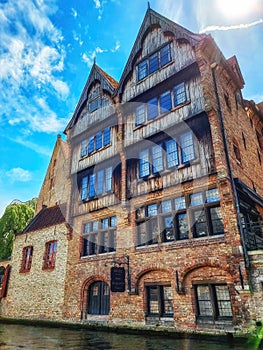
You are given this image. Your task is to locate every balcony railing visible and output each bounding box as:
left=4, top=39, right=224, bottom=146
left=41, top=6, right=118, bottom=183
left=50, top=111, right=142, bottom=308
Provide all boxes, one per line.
left=242, top=220, right=263, bottom=251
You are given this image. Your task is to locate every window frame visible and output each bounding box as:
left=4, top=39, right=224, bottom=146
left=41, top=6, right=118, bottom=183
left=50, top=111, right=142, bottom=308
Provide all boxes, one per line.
left=194, top=283, right=233, bottom=320
left=43, top=240, right=57, bottom=270
left=146, top=284, right=174, bottom=317
left=82, top=216, right=117, bottom=257
left=81, top=166, right=113, bottom=201
left=80, top=128, right=111, bottom=158
left=20, top=246, right=33, bottom=273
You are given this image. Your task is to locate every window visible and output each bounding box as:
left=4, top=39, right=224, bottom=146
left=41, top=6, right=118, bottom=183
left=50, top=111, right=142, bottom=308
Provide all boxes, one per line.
left=195, top=284, right=232, bottom=319
left=82, top=216, right=117, bottom=256
left=0, top=267, right=5, bottom=287
left=89, top=99, right=99, bottom=112
left=138, top=132, right=195, bottom=178
left=233, top=138, right=241, bottom=163
left=20, top=246, right=33, bottom=272
left=43, top=241, right=57, bottom=270
left=81, top=166, right=112, bottom=201
left=88, top=281, right=110, bottom=315
left=80, top=128, right=111, bottom=158
left=135, top=82, right=187, bottom=126
left=137, top=43, right=171, bottom=81
left=136, top=189, right=223, bottom=247
left=146, top=285, right=173, bottom=317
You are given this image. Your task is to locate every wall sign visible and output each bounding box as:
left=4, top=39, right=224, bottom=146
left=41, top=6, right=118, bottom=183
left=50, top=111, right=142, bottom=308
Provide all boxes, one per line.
left=110, top=266, right=125, bottom=292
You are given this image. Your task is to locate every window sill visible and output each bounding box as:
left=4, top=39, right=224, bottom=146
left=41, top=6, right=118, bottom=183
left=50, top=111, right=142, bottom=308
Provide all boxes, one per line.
left=80, top=252, right=116, bottom=262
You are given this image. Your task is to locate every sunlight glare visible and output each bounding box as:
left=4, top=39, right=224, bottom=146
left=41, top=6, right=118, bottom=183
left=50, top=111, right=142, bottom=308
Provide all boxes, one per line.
left=217, top=0, right=257, bottom=19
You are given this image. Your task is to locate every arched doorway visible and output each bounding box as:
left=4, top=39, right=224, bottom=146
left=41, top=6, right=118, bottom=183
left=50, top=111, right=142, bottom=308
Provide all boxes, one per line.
left=87, top=281, right=110, bottom=315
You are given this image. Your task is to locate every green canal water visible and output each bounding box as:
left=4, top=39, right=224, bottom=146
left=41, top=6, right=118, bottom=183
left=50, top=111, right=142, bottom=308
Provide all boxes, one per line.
left=0, top=323, right=262, bottom=349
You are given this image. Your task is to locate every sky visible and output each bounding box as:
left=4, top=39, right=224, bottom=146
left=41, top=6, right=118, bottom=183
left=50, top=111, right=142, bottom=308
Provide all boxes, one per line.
left=0, top=0, right=263, bottom=216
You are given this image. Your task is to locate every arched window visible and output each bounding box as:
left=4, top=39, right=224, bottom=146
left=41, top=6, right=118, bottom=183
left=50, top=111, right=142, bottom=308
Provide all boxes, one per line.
left=88, top=281, right=110, bottom=315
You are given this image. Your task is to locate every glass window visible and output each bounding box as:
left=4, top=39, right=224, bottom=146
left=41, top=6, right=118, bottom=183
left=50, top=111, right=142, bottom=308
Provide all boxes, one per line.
left=160, top=44, right=171, bottom=66
left=206, top=188, right=220, bottom=203
left=81, top=140, right=88, bottom=157
left=146, top=285, right=173, bottom=317
left=149, top=52, right=159, bottom=74
left=210, top=207, right=224, bottom=235
left=81, top=176, right=88, bottom=200
left=147, top=217, right=158, bottom=244
left=181, top=132, right=195, bottom=163
left=193, top=209, right=208, bottom=237
left=139, top=149, right=150, bottom=177
left=88, top=137, right=95, bottom=154
left=161, top=200, right=172, bottom=213
left=97, top=170, right=104, bottom=195
left=147, top=98, right=158, bottom=120
left=190, top=192, right=203, bottom=206
left=166, top=139, right=178, bottom=168
left=103, top=127, right=111, bottom=146
left=138, top=60, right=148, bottom=81
left=162, top=216, right=175, bottom=242
left=89, top=174, right=96, bottom=198
left=195, top=284, right=232, bottom=319
left=174, top=82, right=186, bottom=106
left=152, top=144, right=164, bottom=173
left=20, top=246, right=33, bottom=272
left=160, top=91, right=172, bottom=113
left=147, top=203, right=158, bottom=217
left=105, top=167, right=112, bottom=192
left=89, top=99, right=99, bottom=112
left=174, top=197, right=186, bottom=210
left=96, top=132, right=103, bottom=150
left=135, top=105, right=146, bottom=126
left=43, top=241, right=57, bottom=270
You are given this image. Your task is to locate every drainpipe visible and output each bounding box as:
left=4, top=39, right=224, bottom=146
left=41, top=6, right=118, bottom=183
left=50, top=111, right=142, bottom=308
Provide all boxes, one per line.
left=211, top=62, right=250, bottom=269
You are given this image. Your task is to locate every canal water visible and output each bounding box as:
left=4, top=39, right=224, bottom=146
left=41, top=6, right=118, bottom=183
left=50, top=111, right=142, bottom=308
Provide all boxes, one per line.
left=0, top=323, right=262, bottom=350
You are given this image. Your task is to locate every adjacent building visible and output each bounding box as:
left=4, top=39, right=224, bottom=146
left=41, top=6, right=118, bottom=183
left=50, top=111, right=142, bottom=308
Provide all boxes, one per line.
left=1, top=6, right=263, bottom=335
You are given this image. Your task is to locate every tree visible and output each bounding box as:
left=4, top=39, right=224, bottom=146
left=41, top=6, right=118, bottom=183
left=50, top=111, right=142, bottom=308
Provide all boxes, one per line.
left=0, top=202, right=35, bottom=260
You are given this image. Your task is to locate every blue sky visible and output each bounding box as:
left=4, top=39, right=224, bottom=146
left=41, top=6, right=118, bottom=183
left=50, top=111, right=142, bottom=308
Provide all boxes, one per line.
left=0, top=0, right=263, bottom=216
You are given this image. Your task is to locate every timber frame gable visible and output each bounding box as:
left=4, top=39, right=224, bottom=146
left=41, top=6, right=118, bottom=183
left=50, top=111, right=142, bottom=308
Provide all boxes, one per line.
left=65, top=63, right=118, bottom=131
left=115, top=7, right=206, bottom=100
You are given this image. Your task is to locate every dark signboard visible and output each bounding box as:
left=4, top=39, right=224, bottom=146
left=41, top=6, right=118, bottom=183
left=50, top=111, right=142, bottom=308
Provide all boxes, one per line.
left=110, top=266, right=125, bottom=292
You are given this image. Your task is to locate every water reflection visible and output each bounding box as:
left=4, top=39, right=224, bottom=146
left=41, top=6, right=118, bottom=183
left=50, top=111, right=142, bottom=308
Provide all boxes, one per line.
left=0, top=323, right=260, bottom=350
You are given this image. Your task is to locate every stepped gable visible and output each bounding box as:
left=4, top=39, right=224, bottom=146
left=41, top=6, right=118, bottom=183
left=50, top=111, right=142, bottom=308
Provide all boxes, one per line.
left=115, top=7, right=206, bottom=98
left=65, top=63, right=118, bottom=131
left=22, top=204, right=66, bottom=234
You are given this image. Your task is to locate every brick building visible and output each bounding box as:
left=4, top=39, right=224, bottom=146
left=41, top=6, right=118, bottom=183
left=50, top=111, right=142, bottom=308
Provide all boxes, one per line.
left=1, top=6, right=263, bottom=335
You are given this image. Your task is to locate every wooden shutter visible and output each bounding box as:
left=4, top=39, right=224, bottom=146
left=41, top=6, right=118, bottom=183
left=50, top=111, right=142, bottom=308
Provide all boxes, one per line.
left=0, top=264, right=11, bottom=298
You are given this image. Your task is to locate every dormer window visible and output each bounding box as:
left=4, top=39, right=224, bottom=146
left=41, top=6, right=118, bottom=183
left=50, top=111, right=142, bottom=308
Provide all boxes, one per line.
left=137, top=43, right=171, bottom=81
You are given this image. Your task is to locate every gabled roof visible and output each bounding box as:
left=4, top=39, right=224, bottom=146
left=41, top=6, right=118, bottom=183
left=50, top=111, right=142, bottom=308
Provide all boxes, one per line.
left=65, top=63, right=118, bottom=131
left=115, top=7, right=206, bottom=97
left=22, top=204, right=66, bottom=234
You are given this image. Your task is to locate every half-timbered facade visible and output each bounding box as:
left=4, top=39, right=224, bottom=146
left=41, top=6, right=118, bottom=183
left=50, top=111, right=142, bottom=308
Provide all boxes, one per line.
left=1, top=6, right=263, bottom=336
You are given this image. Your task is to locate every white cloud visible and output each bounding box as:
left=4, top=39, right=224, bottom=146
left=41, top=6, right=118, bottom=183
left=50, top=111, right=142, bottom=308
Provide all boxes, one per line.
left=6, top=168, right=32, bottom=182
left=71, top=8, right=78, bottom=18
left=200, top=18, right=263, bottom=33
left=0, top=0, right=69, bottom=135
left=111, top=40, right=120, bottom=52
left=82, top=47, right=108, bottom=67
left=93, top=0, right=102, bottom=9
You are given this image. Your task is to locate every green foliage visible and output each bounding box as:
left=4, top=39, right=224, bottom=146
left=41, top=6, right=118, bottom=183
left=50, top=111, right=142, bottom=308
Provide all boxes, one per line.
left=0, top=201, right=35, bottom=260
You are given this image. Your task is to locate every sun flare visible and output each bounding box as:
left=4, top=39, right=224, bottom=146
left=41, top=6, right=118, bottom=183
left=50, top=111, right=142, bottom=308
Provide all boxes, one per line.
left=217, top=0, right=257, bottom=19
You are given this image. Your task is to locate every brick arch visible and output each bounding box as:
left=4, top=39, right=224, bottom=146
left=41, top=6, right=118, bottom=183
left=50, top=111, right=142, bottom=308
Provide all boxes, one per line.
left=180, top=261, right=234, bottom=293
left=80, top=275, right=109, bottom=319
left=134, top=265, right=174, bottom=294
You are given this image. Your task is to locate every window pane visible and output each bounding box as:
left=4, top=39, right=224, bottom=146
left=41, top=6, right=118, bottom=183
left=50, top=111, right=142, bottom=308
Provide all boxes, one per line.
left=193, top=209, right=208, bottom=237
left=135, top=105, right=146, bottom=126
left=162, top=216, right=174, bottom=242
left=148, top=286, right=160, bottom=314
left=101, top=218, right=109, bottom=229
left=166, top=139, right=178, bottom=168
left=110, top=216, right=117, bottom=227
left=88, top=137, right=95, bottom=154
left=147, top=203, right=158, bottom=217
left=174, top=197, right=186, bottom=210
left=81, top=176, right=88, bottom=200
left=190, top=192, right=203, bottom=206
left=89, top=99, right=99, bottom=112
left=105, top=167, right=112, bottom=191
left=96, top=132, right=103, bottom=150
left=93, top=221, right=99, bottom=231
left=152, top=144, right=164, bottom=173
left=81, top=140, right=88, bottom=157
left=138, top=60, right=148, bottom=80
left=147, top=98, right=158, bottom=120
left=84, top=223, right=91, bottom=233
left=160, top=91, right=172, bottom=113
left=147, top=218, right=158, bottom=244
left=161, top=200, right=172, bottom=213
left=139, top=149, right=150, bottom=177
left=215, top=285, right=232, bottom=317
left=137, top=221, right=147, bottom=246
left=206, top=188, right=220, bottom=203
left=160, top=44, right=171, bottom=66
left=177, top=213, right=189, bottom=240
left=181, top=132, right=195, bottom=163
left=196, top=285, right=213, bottom=316
left=174, top=82, right=186, bottom=106
left=103, top=127, right=111, bottom=146
left=97, top=170, right=104, bottom=195
left=163, top=286, right=174, bottom=315
left=89, top=174, right=96, bottom=197
left=149, top=52, right=159, bottom=73
left=210, top=207, right=224, bottom=235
